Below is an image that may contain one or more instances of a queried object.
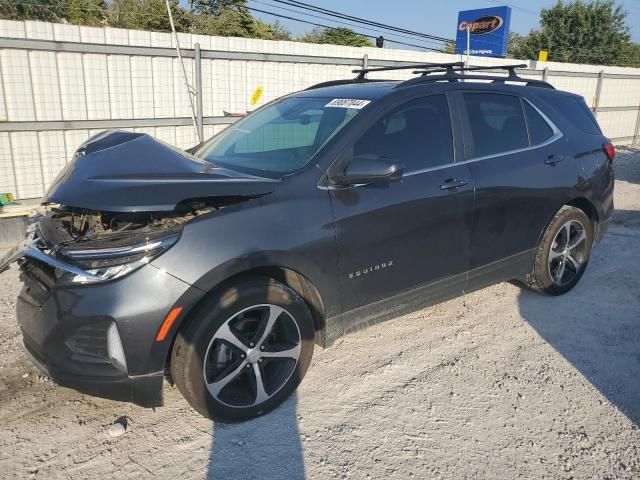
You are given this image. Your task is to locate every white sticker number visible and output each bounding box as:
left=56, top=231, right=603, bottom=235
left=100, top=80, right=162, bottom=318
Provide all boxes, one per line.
left=325, top=98, right=371, bottom=109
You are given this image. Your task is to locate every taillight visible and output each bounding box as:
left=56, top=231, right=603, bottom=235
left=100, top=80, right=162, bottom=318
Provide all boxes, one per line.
left=603, top=142, right=615, bottom=162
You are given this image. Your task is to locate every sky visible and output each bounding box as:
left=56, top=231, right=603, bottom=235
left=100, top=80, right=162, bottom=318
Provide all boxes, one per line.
left=244, top=0, right=640, bottom=47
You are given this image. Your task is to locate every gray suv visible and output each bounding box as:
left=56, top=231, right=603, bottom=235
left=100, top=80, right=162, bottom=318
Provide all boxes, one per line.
left=1, top=63, right=614, bottom=420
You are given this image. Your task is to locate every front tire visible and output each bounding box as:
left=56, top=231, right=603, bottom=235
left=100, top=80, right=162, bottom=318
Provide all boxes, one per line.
left=170, top=278, right=315, bottom=421
left=525, top=206, right=593, bottom=295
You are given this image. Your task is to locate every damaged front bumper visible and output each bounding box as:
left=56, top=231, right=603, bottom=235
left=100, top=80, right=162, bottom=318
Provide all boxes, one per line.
left=2, top=227, right=202, bottom=407
left=0, top=239, right=100, bottom=281
left=1, top=220, right=98, bottom=279
left=21, top=334, right=166, bottom=408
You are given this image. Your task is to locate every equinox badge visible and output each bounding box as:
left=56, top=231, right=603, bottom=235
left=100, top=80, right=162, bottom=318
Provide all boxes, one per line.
left=349, top=260, right=394, bottom=279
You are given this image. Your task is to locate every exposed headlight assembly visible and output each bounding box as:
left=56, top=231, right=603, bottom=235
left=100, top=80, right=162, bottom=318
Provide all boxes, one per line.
left=59, top=233, right=179, bottom=284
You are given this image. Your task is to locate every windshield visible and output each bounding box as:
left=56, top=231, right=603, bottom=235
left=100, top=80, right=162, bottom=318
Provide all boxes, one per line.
left=195, top=96, right=366, bottom=177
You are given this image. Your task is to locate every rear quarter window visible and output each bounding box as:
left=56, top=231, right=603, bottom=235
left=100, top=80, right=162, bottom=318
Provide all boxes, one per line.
left=523, top=101, right=554, bottom=145
left=541, top=94, right=601, bottom=135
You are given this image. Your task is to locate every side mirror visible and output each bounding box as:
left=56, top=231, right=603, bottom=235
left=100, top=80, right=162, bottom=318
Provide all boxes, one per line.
left=332, top=155, right=404, bottom=186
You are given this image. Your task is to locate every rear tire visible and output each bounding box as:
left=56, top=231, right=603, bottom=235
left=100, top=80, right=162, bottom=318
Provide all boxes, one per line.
left=170, top=277, right=315, bottom=421
left=524, top=206, right=593, bottom=295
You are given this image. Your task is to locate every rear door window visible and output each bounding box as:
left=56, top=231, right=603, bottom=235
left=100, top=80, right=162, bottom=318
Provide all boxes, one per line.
left=523, top=101, right=554, bottom=145
left=463, top=93, right=529, bottom=158
left=353, top=94, right=454, bottom=173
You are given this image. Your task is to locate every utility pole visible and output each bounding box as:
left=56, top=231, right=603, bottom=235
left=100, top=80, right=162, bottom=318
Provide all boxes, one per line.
left=466, top=24, right=471, bottom=67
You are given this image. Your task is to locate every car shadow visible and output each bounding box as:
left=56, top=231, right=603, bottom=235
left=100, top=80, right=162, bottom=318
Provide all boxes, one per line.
left=611, top=208, right=640, bottom=229
left=517, top=215, right=640, bottom=426
left=207, top=394, right=305, bottom=479
left=181, top=264, right=308, bottom=479
left=613, top=146, right=640, bottom=185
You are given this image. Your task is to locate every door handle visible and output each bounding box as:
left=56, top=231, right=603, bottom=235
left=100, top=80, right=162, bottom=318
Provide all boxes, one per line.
left=545, top=154, right=566, bottom=165
left=440, top=178, right=468, bottom=190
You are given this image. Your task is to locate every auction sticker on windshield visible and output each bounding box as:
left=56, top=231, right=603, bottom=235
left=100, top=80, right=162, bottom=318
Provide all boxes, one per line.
left=325, top=98, right=371, bottom=109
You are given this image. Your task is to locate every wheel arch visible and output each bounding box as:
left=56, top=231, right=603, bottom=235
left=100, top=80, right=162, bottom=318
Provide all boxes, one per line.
left=163, top=263, right=330, bottom=376
left=224, top=265, right=328, bottom=345
left=536, top=197, right=599, bottom=247
left=566, top=197, right=599, bottom=226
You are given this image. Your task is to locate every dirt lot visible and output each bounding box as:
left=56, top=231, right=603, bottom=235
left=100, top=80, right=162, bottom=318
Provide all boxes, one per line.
left=1, top=147, right=639, bottom=480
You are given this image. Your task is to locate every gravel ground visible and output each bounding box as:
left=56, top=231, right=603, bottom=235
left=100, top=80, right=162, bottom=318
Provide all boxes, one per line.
left=1, top=147, right=639, bottom=479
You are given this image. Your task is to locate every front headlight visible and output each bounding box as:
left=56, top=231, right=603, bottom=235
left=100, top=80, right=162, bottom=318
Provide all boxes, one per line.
left=59, top=233, right=179, bottom=284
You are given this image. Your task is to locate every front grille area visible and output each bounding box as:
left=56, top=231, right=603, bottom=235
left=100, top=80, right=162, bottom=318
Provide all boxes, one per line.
left=18, top=257, right=56, bottom=307
left=19, top=256, right=56, bottom=289
left=64, top=320, right=111, bottom=363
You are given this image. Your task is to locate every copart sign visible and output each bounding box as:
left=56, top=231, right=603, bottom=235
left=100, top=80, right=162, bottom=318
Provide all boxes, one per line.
left=455, top=6, right=511, bottom=58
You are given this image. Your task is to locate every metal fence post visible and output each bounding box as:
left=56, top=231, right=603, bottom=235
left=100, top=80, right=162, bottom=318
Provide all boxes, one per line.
left=194, top=42, right=204, bottom=143
left=633, top=103, right=640, bottom=145
left=362, top=54, right=368, bottom=70
left=25, top=50, right=46, bottom=197
left=542, top=67, right=548, bottom=82
left=593, top=70, right=604, bottom=116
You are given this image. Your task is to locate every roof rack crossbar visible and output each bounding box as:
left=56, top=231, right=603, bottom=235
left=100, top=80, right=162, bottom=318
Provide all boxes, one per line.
left=352, top=62, right=464, bottom=80
left=413, top=63, right=528, bottom=76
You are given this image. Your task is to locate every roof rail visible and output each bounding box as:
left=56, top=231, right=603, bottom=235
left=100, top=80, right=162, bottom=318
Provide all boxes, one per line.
left=305, top=62, right=464, bottom=90
left=403, top=63, right=554, bottom=89
left=305, top=62, right=554, bottom=91
left=305, top=78, right=391, bottom=91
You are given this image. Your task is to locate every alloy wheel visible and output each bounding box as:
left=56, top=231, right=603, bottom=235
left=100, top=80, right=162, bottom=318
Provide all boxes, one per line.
left=202, top=304, right=301, bottom=408
left=548, top=219, right=588, bottom=286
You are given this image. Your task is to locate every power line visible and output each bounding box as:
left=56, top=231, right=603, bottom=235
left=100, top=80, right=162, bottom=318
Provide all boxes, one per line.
left=268, top=0, right=452, bottom=43
left=245, top=5, right=448, bottom=52
left=485, top=0, right=540, bottom=16
left=250, top=0, right=448, bottom=49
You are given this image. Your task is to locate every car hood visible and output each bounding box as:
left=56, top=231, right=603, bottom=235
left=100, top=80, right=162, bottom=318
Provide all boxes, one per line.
left=42, top=131, right=282, bottom=212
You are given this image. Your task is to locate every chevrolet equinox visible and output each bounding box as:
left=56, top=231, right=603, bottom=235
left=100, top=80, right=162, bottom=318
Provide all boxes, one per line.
left=1, top=63, right=614, bottom=420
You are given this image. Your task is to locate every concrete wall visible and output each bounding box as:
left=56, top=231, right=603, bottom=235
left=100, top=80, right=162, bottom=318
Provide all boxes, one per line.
left=1, top=19, right=640, bottom=199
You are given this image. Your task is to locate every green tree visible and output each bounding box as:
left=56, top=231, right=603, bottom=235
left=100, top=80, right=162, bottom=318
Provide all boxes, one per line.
left=622, top=43, right=640, bottom=67
left=507, top=32, right=529, bottom=58
left=106, top=0, right=138, bottom=28
left=299, top=27, right=323, bottom=44
left=252, top=19, right=284, bottom=40
left=190, top=5, right=251, bottom=37
left=509, top=0, right=633, bottom=66
left=0, top=0, right=67, bottom=22
left=443, top=40, right=455, bottom=54
left=260, top=20, right=292, bottom=41
left=107, top=0, right=190, bottom=32
left=191, top=5, right=291, bottom=40
left=66, top=0, right=107, bottom=26
left=300, top=27, right=371, bottom=47
left=189, top=0, right=243, bottom=16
